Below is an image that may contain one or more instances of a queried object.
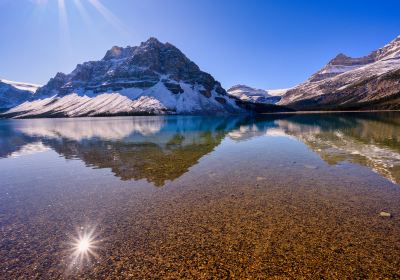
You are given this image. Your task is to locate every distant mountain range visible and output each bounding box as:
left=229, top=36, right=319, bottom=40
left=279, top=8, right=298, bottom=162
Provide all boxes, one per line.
left=232, top=36, right=400, bottom=111
left=227, top=85, right=289, bottom=104
left=0, top=79, right=40, bottom=112
left=1, top=36, right=400, bottom=118
left=279, top=35, right=400, bottom=110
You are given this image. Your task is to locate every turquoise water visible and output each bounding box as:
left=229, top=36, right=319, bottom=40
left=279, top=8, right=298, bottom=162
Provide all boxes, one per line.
left=1, top=113, right=399, bottom=278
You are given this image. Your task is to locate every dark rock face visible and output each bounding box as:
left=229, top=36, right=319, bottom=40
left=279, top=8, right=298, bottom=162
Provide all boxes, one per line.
left=234, top=99, right=294, bottom=113
left=200, top=90, right=212, bottom=98
left=35, top=73, right=69, bottom=98
left=103, top=46, right=136, bottom=60
left=215, top=97, right=227, bottom=104
left=35, top=37, right=228, bottom=100
left=163, top=82, right=184, bottom=94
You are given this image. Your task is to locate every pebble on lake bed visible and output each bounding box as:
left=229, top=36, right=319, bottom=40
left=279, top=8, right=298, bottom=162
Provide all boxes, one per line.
left=379, top=211, right=391, bottom=217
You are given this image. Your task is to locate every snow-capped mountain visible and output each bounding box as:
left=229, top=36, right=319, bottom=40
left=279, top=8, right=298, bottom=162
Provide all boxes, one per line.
left=4, top=36, right=400, bottom=116
left=4, top=38, right=243, bottom=118
left=227, top=85, right=290, bottom=104
left=267, top=88, right=291, bottom=96
left=0, top=79, right=40, bottom=110
left=279, top=36, right=400, bottom=110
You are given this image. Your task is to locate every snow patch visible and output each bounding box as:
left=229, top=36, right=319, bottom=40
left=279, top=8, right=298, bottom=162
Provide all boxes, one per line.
left=0, top=79, right=41, bottom=93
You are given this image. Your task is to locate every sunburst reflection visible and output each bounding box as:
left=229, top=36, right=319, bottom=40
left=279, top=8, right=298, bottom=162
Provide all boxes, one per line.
left=68, top=226, right=101, bottom=269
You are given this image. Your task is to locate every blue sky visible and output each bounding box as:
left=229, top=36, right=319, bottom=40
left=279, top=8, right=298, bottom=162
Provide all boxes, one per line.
left=1, top=0, right=400, bottom=89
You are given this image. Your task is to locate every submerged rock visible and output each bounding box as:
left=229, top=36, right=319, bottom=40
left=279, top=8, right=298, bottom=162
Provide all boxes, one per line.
left=379, top=211, right=392, bottom=218
left=304, top=164, right=318, bottom=169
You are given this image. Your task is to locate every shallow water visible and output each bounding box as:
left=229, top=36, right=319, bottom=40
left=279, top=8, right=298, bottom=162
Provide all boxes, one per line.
left=1, top=112, right=399, bottom=278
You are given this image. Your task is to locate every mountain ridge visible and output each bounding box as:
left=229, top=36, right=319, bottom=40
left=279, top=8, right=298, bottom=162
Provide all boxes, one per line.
left=4, top=38, right=244, bottom=118
left=227, top=84, right=289, bottom=104
left=2, top=36, right=400, bottom=117
left=279, top=35, right=400, bottom=110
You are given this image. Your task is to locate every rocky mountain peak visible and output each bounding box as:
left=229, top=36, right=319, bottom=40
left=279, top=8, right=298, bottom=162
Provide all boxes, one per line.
left=229, top=84, right=260, bottom=92
left=103, top=45, right=136, bottom=60
left=373, top=35, right=400, bottom=60
left=131, top=38, right=201, bottom=77
left=102, top=38, right=170, bottom=62
left=7, top=38, right=241, bottom=117
left=329, top=53, right=352, bottom=65
left=329, top=52, right=375, bottom=67
left=308, top=35, right=400, bottom=83
left=280, top=35, right=400, bottom=110
left=139, top=37, right=163, bottom=48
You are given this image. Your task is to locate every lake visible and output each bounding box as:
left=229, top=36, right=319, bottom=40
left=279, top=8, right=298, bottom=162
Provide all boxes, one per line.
left=1, top=112, right=399, bottom=278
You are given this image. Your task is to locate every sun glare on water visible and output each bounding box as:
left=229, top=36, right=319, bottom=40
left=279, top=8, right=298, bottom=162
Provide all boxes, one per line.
left=68, top=226, right=101, bottom=269
left=77, top=236, right=90, bottom=253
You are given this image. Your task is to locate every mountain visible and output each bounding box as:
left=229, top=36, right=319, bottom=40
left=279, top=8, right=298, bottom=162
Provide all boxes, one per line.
left=5, top=36, right=399, bottom=116
left=4, top=38, right=243, bottom=118
left=227, top=85, right=289, bottom=104
left=279, top=36, right=400, bottom=110
left=0, top=79, right=40, bottom=111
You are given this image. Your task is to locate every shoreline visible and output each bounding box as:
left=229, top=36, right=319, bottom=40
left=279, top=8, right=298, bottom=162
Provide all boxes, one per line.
left=1, top=109, right=399, bottom=120
left=262, top=109, right=400, bottom=115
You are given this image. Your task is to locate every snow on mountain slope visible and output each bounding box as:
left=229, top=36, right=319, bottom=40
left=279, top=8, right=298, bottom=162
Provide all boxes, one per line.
left=307, top=54, right=375, bottom=83
left=0, top=79, right=40, bottom=109
left=266, top=88, right=291, bottom=96
left=7, top=81, right=240, bottom=118
left=3, top=38, right=243, bottom=118
left=0, top=79, right=40, bottom=93
left=227, top=85, right=271, bottom=102
left=227, top=85, right=288, bottom=104
left=280, top=35, right=400, bottom=110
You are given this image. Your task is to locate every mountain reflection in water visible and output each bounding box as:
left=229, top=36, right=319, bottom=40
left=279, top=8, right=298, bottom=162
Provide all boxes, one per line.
left=0, top=112, right=399, bottom=186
